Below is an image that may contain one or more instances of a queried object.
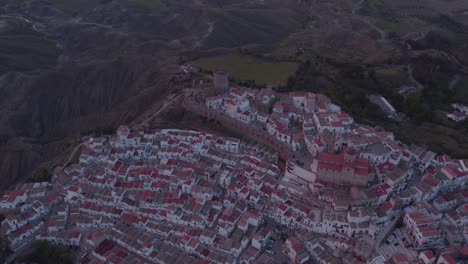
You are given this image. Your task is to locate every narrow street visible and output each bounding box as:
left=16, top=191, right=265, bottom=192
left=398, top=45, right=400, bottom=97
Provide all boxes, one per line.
left=373, top=211, right=402, bottom=252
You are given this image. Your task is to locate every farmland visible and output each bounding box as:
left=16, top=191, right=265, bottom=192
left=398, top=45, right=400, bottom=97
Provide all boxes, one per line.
left=191, top=53, right=298, bottom=87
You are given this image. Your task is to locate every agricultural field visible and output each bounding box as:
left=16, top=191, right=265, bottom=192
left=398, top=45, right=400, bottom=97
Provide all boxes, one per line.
left=191, top=53, right=298, bottom=87
left=317, top=47, right=369, bottom=63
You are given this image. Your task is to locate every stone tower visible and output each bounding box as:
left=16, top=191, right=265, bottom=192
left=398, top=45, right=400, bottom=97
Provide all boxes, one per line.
left=213, top=69, right=229, bottom=90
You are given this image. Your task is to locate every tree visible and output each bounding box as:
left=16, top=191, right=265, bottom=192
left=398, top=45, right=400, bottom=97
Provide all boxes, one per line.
left=27, top=168, right=52, bottom=183
left=102, top=127, right=116, bottom=135
left=368, top=69, right=377, bottom=82
left=402, top=93, right=431, bottom=122
left=395, top=215, right=404, bottom=228
left=19, top=241, right=74, bottom=264
left=0, top=243, right=12, bottom=264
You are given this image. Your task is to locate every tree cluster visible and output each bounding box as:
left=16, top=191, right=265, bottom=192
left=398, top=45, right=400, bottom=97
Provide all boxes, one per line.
left=16, top=241, right=74, bottom=264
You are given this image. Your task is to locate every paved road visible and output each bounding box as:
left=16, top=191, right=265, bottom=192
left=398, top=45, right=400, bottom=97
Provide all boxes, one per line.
left=5, top=245, right=34, bottom=263
left=378, top=228, right=418, bottom=261
left=5, top=227, right=42, bottom=263
left=373, top=211, right=402, bottom=252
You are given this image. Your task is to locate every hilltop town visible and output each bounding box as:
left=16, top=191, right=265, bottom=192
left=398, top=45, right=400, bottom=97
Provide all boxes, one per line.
left=0, top=70, right=467, bottom=264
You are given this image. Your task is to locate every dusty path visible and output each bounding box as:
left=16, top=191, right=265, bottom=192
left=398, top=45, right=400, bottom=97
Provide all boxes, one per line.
left=195, top=21, right=216, bottom=48
left=138, top=92, right=185, bottom=127
left=351, top=0, right=386, bottom=42
left=62, top=142, right=84, bottom=168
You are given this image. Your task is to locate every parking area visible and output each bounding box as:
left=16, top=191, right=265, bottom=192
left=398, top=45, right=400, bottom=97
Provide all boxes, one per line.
left=262, top=232, right=290, bottom=263
left=378, top=228, right=418, bottom=260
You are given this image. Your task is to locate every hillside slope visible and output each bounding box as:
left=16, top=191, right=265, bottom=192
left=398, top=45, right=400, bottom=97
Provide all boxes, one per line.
left=0, top=0, right=310, bottom=188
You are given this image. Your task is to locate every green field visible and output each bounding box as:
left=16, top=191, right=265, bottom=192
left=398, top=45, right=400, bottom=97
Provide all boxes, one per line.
left=374, top=68, right=411, bottom=92
left=317, top=47, right=368, bottom=63
left=0, top=20, right=58, bottom=74
left=191, top=54, right=298, bottom=87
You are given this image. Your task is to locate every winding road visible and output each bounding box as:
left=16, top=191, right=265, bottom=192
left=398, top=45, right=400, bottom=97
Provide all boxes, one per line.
left=195, top=21, right=216, bottom=48
left=0, top=15, right=42, bottom=33
left=351, top=0, right=386, bottom=42
left=351, top=0, right=467, bottom=88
